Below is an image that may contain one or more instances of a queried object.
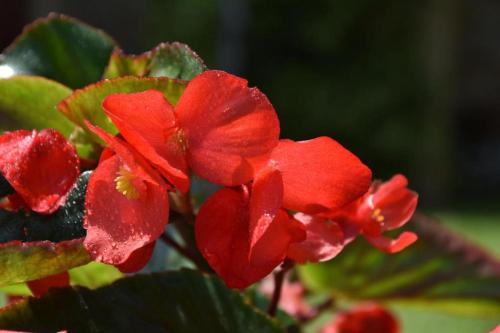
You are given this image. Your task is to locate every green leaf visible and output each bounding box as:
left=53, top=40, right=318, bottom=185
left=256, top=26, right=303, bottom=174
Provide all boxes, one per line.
left=0, top=13, right=116, bottom=89
left=0, top=76, right=73, bottom=135
left=69, top=262, right=123, bottom=290
left=58, top=76, right=187, bottom=142
left=148, top=43, right=206, bottom=81
left=102, top=48, right=151, bottom=79
left=0, top=263, right=123, bottom=297
left=0, top=270, right=283, bottom=333
left=0, top=172, right=91, bottom=286
left=298, top=213, right=500, bottom=317
left=103, top=43, right=206, bottom=81
left=0, top=239, right=89, bottom=287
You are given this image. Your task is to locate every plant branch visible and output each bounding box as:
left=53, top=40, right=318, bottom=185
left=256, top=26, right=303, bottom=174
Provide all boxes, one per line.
left=160, top=233, right=198, bottom=264
left=268, top=259, right=295, bottom=317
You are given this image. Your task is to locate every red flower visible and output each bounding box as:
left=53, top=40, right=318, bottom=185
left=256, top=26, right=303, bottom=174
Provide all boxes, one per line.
left=321, top=303, right=399, bottom=333
left=0, top=129, right=79, bottom=214
left=101, top=70, right=279, bottom=192
left=84, top=70, right=279, bottom=269
left=83, top=124, right=168, bottom=268
left=341, top=174, right=418, bottom=253
left=289, top=175, right=418, bottom=262
left=195, top=182, right=305, bottom=289
left=196, top=137, right=371, bottom=287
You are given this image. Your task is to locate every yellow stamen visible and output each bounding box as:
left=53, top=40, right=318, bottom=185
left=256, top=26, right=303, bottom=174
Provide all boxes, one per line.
left=115, top=167, right=139, bottom=199
left=371, top=208, right=385, bottom=223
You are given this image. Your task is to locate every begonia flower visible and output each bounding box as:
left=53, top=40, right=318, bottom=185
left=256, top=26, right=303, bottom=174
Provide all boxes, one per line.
left=83, top=70, right=280, bottom=269
left=195, top=184, right=305, bottom=289
left=321, top=303, right=399, bottom=333
left=0, top=129, right=80, bottom=214
left=289, top=174, right=418, bottom=262
left=101, top=70, right=280, bottom=192
left=248, top=137, right=371, bottom=263
left=83, top=124, right=169, bottom=267
left=196, top=137, right=371, bottom=287
left=340, top=174, right=418, bottom=253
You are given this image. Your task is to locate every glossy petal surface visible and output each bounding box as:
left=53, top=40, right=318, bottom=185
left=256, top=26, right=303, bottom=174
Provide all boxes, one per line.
left=176, top=70, right=279, bottom=186
left=287, top=213, right=345, bottom=263
left=0, top=129, right=79, bottom=214
left=103, top=90, right=189, bottom=192
left=269, top=137, right=371, bottom=214
left=84, top=154, right=168, bottom=265
left=195, top=188, right=297, bottom=289
left=115, top=241, right=156, bottom=273
left=248, top=167, right=283, bottom=258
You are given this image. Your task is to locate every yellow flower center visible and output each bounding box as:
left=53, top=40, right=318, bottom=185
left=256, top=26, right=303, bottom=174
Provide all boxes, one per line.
left=115, top=167, right=140, bottom=199
left=371, top=208, right=385, bottom=223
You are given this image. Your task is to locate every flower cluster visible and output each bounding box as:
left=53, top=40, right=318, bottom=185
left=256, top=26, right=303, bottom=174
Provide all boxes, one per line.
left=81, top=70, right=418, bottom=287
left=0, top=70, right=418, bottom=289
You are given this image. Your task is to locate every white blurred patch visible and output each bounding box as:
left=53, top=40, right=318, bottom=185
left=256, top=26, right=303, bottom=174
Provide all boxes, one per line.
left=0, top=65, right=15, bottom=78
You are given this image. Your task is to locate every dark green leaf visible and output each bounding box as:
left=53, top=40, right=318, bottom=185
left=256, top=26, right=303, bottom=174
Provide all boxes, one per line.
left=0, top=172, right=91, bottom=286
left=0, top=270, right=283, bottom=333
left=148, top=42, right=206, bottom=80
left=0, top=172, right=89, bottom=244
left=0, top=13, right=116, bottom=89
left=58, top=76, right=187, bottom=143
left=0, top=76, right=73, bottom=135
left=102, top=43, right=206, bottom=81
left=298, top=213, right=500, bottom=317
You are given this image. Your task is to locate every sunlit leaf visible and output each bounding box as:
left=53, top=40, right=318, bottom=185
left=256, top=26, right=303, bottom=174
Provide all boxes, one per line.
left=0, top=76, right=73, bottom=135
left=0, top=270, right=282, bottom=333
left=57, top=76, right=187, bottom=143
left=102, top=48, right=150, bottom=79
left=0, top=13, right=116, bottom=88
left=298, top=213, right=500, bottom=317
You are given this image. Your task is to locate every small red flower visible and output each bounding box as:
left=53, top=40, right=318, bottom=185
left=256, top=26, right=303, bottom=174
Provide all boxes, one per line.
left=321, top=303, right=399, bottom=333
left=289, top=175, right=418, bottom=261
left=0, top=129, right=79, bottom=214
left=342, top=174, right=418, bottom=253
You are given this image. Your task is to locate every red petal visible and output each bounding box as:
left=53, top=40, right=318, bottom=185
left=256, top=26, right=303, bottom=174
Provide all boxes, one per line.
left=84, top=155, right=169, bottom=265
left=115, top=241, right=156, bottom=273
left=0, top=130, right=79, bottom=214
left=175, top=70, right=280, bottom=186
left=27, top=271, right=70, bottom=297
left=85, top=122, right=166, bottom=187
left=195, top=188, right=285, bottom=289
left=103, top=91, right=189, bottom=192
left=373, top=175, right=418, bottom=231
left=269, top=137, right=372, bottom=214
left=248, top=166, right=283, bottom=258
left=287, top=213, right=345, bottom=263
left=366, top=231, right=418, bottom=253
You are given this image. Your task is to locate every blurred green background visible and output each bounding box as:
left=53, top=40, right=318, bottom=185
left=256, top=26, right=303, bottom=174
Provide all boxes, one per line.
left=1, top=1, right=499, bottom=332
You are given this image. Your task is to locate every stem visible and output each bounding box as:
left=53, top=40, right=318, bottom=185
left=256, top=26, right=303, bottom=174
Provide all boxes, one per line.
left=268, top=259, right=294, bottom=317
left=160, top=233, right=198, bottom=264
